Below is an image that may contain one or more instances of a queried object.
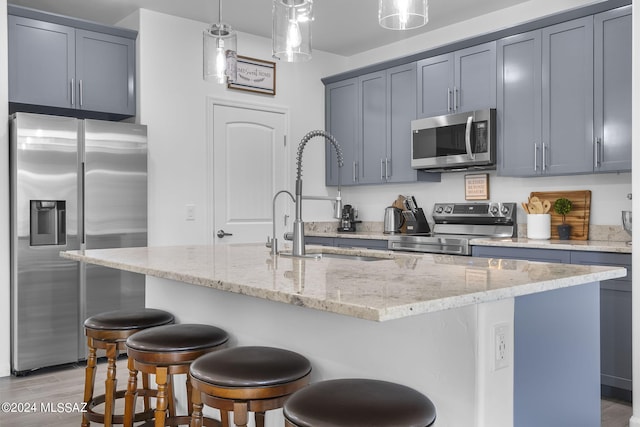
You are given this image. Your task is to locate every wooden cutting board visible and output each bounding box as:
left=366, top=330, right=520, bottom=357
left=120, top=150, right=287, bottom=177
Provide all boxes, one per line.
left=529, top=190, right=591, bottom=240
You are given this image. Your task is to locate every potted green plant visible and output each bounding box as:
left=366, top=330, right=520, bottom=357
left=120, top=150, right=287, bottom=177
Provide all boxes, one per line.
left=553, top=198, right=573, bottom=240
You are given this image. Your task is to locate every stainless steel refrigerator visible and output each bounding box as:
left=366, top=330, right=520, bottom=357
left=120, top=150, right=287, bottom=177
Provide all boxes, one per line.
left=9, top=112, right=147, bottom=374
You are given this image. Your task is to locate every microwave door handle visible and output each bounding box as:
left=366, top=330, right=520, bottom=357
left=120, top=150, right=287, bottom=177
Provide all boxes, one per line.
left=465, top=115, right=475, bottom=160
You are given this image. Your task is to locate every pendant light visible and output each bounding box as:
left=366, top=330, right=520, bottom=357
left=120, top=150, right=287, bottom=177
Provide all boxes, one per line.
left=379, top=0, right=428, bottom=30
left=203, top=0, right=237, bottom=83
left=272, top=0, right=313, bottom=62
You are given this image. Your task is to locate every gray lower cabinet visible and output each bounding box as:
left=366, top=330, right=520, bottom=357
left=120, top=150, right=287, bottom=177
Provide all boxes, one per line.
left=304, top=236, right=388, bottom=250
left=8, top=10, right=136, bottom=119
left=325, top=63, right=437, bottom=186
left=498, top=17, right=594, bottom=176
left=472, top=245, right=632, bottom=401
left=417, top=41, right=496, bottom=119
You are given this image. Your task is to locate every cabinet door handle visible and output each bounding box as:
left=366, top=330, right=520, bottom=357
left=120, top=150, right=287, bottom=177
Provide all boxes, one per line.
left=447, top=88, right=452, bottom=112
left=454, top=87, right=459, bottom=111
left=542, top=143, right=547, bottom=172
left=380, top=159, right=385, bottom=180
left=534, top=143, right=539, bottom=171
left=352, top=161, right=357, bottom=183
left=385, top=158, right=390, bottom=180
left=70, top=78, right=75, bottom=106
left=595, top=138, right=602, bottom=168
left=79, top=79, right=83, bottom=107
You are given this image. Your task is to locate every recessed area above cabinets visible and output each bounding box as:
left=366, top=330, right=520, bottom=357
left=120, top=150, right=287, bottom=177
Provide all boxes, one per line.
left=8, top=5, right=137, bottom=120
left=322, top=0, right=631, bottom=184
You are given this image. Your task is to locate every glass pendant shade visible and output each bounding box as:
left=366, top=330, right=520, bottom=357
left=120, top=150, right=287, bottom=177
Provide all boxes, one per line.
left=272, top=0, right=313, bottom=62
left=203, top=12, right=237, bottom=83
left=379, top=0, right=428, bottom=30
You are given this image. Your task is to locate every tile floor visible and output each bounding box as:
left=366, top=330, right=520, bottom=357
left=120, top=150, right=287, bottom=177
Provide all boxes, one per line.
left=0, top=358, right=634, bottom=426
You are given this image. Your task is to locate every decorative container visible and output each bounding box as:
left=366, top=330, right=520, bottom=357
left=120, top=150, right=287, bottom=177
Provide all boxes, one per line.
left=527, top=214, right=551, bottom=239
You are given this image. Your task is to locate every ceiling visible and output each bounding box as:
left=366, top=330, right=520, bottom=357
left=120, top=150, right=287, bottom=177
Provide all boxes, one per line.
left=8, top=0, right=529, bottom=56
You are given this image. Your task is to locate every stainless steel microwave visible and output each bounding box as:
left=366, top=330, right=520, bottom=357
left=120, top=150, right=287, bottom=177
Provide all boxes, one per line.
left=411, top=108, right=496, bottom=171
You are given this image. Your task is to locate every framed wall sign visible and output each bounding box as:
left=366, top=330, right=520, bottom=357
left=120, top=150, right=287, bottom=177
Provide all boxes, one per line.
left=464, top=173, right=489, bottom=200
left=228, top=56, right=276, bottom=95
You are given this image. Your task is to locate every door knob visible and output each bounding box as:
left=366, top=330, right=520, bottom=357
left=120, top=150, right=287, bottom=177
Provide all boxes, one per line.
left=216, top=229, right=233, bottom=238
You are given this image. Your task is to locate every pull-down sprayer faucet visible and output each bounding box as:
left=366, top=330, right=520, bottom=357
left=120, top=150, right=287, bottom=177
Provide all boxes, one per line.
left=267, top=130, right=344, bottom=257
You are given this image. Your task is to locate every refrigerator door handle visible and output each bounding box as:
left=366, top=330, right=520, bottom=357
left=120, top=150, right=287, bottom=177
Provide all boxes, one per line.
left=81, top=161, right=85, bottom=244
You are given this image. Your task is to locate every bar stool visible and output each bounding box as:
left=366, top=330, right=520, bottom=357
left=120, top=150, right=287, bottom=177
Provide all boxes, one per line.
left=189, top=346, right=312, bottom=427
left=82, top=308, right=175, bottom=427
left=124, top=323, right=230, bottom=427
left=283, top=378, right=437, bottom=427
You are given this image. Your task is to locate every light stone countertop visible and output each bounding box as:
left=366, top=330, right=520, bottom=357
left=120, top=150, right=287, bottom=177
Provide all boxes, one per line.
left=469, top=237, right=632, bottom=254
left=304, top=222, right=632, bottom=254
left=61, top=244, right=626, bottom=322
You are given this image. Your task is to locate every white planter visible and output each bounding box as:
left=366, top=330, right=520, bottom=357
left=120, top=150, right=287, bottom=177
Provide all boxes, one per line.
left=527, top=214, right=551, bottom=240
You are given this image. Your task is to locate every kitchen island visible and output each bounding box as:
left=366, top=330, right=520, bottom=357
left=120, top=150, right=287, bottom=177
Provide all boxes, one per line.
left=61, top=244, right=626, bottom=427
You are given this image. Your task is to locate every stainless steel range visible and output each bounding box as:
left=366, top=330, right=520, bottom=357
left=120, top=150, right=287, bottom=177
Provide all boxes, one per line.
left=387, top=202, right=517, bottom=255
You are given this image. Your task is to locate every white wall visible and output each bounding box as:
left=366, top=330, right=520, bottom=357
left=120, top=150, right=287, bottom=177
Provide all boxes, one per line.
left=132, top=9, right=347, bottom=246
left=0, top=0, right=10, bottom=377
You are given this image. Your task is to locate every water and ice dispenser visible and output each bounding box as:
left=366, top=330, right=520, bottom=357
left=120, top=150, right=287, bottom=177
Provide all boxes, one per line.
left=30, top=200, right=66, bottom=246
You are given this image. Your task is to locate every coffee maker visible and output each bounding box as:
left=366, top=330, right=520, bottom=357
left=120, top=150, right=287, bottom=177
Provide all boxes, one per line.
left=338, top=204, right=360, bottom=232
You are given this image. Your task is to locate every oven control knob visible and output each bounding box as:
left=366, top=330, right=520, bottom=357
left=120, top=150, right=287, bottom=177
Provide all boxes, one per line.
left=490, top=205, right=499, bottom=215
left=501, top=205, right=511, bottom=215
left=435, top=206, right=444, bottom=214
left=444, top=206, right=453, bottom=214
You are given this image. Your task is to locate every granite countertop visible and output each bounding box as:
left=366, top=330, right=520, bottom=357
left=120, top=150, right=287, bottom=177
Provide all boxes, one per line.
left=304, top=222, right=632, bottom=254
left=470, top=237, right=632, bottom=254
left=61, top=244, right=625, bottom=322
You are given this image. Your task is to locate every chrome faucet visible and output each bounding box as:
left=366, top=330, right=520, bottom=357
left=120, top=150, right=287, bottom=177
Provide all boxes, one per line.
left=291, top=130, right=344, bottom=256
left=268, top=130, right=343, bottom=257
left=267, top=189, right=295, bottom=255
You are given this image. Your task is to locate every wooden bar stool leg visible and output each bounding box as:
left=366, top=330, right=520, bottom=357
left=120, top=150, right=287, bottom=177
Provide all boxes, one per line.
left=142, top=372, right=151, bottom=411
left=233, top=402, right=248, bottom=427
left=186, top=375, right=193, bottom=416
left=155, top=367, right=169, bottom=427
left=82, top=339, right=97, bottom=427
left=189, top=389, right=204, bottom=427
left=255, top=411, right=265, bottom=427
left=221, top=409, right=231, bottom=427
left=124, top=357, right=139, bottom=427
left=103, top=343, right=118, bottom=427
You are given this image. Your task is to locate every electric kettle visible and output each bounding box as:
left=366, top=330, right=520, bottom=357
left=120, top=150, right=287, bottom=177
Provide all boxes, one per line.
left=384, top=206, right=403, bottom=234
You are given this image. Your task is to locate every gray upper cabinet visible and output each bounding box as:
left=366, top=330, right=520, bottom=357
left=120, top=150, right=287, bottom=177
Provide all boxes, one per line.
left=8, top=7, right=137, bottom=119
left=326, top=63, right=429, bottom=186
left=325, top=78, right=358, bottom=186
left=498, top=17, right=594, bottom=176
left=417, top=41, right=496, bottom=118
left=75, top=30, right=136, bottom=117
left=8, top=15, right=75, bottom=110
left=542, top=17, right=594, bottom=175
left=497, top=30, right=542, bottom=176
left=593, top=6, right=632, bottom=172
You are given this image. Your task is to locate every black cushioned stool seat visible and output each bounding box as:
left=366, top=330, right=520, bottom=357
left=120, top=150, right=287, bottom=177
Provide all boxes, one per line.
left=82, top=308, right=175, bottom=427
left=189, top=346, right=312, bottom=427
left=283, top=378, right=437, bottom=427
left=123, top=323, right=229, bottom=427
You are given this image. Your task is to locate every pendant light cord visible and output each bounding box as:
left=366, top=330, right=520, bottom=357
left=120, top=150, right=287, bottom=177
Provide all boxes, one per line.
left=218, top=0, right=222, bottom=25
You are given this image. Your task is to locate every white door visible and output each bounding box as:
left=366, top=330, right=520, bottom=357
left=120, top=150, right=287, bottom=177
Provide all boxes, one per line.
left=209, top=102, right=288, bottom=244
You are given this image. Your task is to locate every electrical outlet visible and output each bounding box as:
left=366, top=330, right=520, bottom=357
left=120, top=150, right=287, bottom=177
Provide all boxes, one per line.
left=186, top=204, right=196, bottom=221
left=494, top=323, right=509, bottom=371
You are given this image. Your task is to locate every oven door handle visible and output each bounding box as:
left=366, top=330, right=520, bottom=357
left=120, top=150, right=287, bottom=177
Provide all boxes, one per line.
left=465, top=115, right=475, bottom=160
